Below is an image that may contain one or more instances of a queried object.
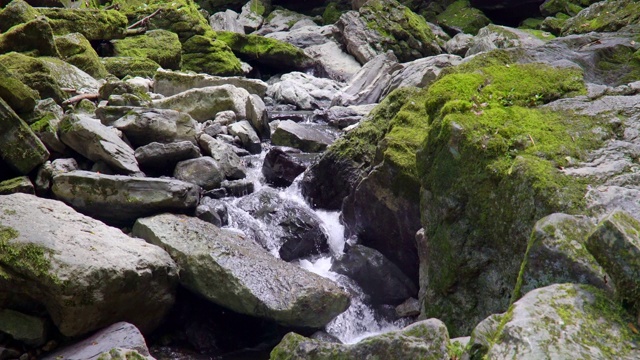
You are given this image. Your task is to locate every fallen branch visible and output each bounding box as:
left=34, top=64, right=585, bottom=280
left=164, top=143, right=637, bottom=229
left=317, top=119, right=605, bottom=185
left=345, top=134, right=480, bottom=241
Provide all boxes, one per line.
left=60, top=87, right=77, bottom=93
left=62, top=93, right=99, bottom=106
left=127, top=8, right=161, bottom=30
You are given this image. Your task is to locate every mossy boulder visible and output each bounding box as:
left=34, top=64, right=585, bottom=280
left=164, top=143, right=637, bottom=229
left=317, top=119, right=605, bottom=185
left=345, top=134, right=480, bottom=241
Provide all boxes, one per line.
left=102, top=57, right=161, bottom=79
left=561, top=0, right=640, bottom=35
left=113, top=29, right=182, bottom=70
left=540, top=13, right=571, bottom=35
left=55, top=33, right=109, bottom=79
left=0, top=18, right=59, bottom=57
left=0, top=0, right=40, bottom=33
left=0, top=62, right=39, bottom=115
left=215, top=31, right=315, bottom=72
left=592, top=43, right=640, bottom=87
left=0, top=176, right=34, bottom=195
left=435, top=0, right=491, bottom=35
left=39, top=8, right=127, bottom=40
left=540, top=0, right=597, bottom=17
left=181, top=34, right=243, bottom=76
left=359, top=0, right=442, bottom=62
left=416, top=62, right=610, bottom=336
left=0, top=51, right=72, bottom=103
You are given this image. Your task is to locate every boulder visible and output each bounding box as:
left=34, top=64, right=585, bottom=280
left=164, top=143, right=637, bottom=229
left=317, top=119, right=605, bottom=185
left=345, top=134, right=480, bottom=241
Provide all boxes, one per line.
left=209, top=9, right=245, bottom=34
left=198, top=133, right=247, bottom=180
left=112, top=29, right=182, bottom=70
left=304, top=41, right=362, bottom=82
left=271, top=120, right=335, bottom=153
left=40, top=56, right=101, bottom=95
left=58, top=114, right=140, bottom=175
left=0, top=18, right=59, bottom=57
left=153, top=68, right=268, bottom=97
left=228, top=120, right=262, bottom=154
left=465, top=24, right=547, bottom=56
left=0, top=0, right=39, bottom=33
left=0, top=193, right=178, bottom=337
left=52, top=170, right=200, bottom=226
left=174, top=157, right=225, bottom=190
left=0, top=176, right=34, bottom=195
left=195, top=196, right=228, bottom=227
left=102, top=56, right=160, bottom=79
left=236, top=187, right=329, bottom=261
left=0, top=309, right=46, bottom=346
left=561, top=0, right=640, bottom=35
left=268, top=72, right=341, bottom=110
left=238, top=0, right=265, bottom=33
left=0, top=52, right=67, bottom=103
left=435, top=0, right=491, bottom=35
left=262, top=147, right=314, bottom=187
left=0, top=97, right=49, bottom=175
left=320, top=104, right=377, bottom=129
left=132, top=213, right=350, bottom=328
left=42, top=322, right=153, bottom=360
left=444, top=33, right=474, bottom=56
left=265, top=24, right=338, bottom=49
left=396, top=297, right=420, bottom=317
left=180, top=34, right=244, bottom=76
left=270, top=319, right=449, bottom=359
left=39, top=8, right=127, bottom=40
left=151, top=85, right=253, bottom=122
left=135, top=141, right=202, bottom=174
left=331, top=244, right=418, bottom=305
left=335, top=11, right=384, bottom=64
left=469, top=284, right=640, bottom=359
left=0, top=62, right=39, bottom=115
left=219, top=178, right=254, bottom=197
left=110, top=108, right=198, bottom=148
left=254, top=9, right=311, bottom=35
left=383, top=54, right=463, bottom=97
left=55, top=32, right=109, bottom=79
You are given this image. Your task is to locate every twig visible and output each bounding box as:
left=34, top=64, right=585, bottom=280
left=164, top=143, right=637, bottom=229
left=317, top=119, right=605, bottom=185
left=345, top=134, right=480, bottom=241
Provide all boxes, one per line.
left=104, top=4, right=120, bottom=10
left=528, top=134, right=535, bottom=146
left=61, top=87, right=77, bottom=93
left=61, top=93, right=99, bottom=106
left=127, top=8, right=161, bottom=29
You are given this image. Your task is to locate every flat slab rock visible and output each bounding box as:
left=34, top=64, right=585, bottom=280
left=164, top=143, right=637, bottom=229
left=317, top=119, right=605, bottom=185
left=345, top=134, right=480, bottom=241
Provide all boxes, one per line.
left=0, top=193, right=178, bottom=337
left=132, top=213, right=350, bottom=328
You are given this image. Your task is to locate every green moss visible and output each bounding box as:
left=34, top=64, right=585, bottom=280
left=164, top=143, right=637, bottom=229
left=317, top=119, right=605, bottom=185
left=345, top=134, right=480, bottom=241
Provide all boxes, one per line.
left=519, top=18, right=543, bottom=29
left=55, top=32, right=109, bottom=79
left=29, top=113, right=57, bottom=133
left=519, top=28, right=556, bottom=41
left=561, top=0, right=640, bottom=35
left=0, top=52, right=68, bottom=103
left=181, top=34, right=243, bottom=76
left=0, top=226, right=56, bottom=283
left=102, top=56, right=161, bottom=79
left=113, top=29, right=182, bottom=70
left=248, top=0, right=266, bottom=16
left=322, top=2, right=343, bottom=25
left=435, top=0, right=491, bottom=35
left=0, top=0, right=40, bottom=33
left=0, top=19, right=60, bottom=58
left=39, top=8, right=127, bottom=40
left=595, top=44, right=640, bottom=86
left=0, top=61, right=39, bottom=114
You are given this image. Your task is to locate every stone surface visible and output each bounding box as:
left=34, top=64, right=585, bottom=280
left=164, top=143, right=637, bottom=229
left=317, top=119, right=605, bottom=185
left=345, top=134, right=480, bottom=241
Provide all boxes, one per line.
left=466, top=25, right=547, bottom=57
left=52, top=170, right=200, bottom=226
left=198, top=133, right=247, bottom=180
left=135, top=141, right=202, bottom=174
left=55, top=32, right=109, bottom=79
left=228, top=120, right=262, bottom=154
left=110, top=108, right=198, bottom=148
left=262, top=147, right=313, bottom=187
left=335, top=11, right=383, bottom=64
left=0, top=309, right=46, bottom=346
left=0, top=62, right=39, bottom=115
left=271, top=120, right=334, bottom=153
left=174, top=157, right=225, bottom=190
left=267, top=72, right=341, bottom=110
left=304, top=41, right=362, bottom=82
left=0, top=98, right=49, bottom=175
left=39, top=8, right=127, bottom=40
left=132, top=214, right=350, bottom=328
left=0, top=193, right=178, bottom=337
left=112, top=29, right=182, bottom=70
left=0, top=0, right=39, bottom=33
left=0, top=18, right=59, bottom=57
left=0, top=176, right=34, bottom=195
left=153, top=68, right=268, bottom=97
left=383, top=54, right=463, bottom=97
left=210, top=9, right=245, bottom=34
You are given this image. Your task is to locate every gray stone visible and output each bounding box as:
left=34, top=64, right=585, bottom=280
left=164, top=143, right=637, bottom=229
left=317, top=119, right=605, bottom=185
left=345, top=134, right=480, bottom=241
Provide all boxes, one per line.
left=132, top=214, right=350, bottom=328
left=195, top=196, right=228, bottom=227
left=174, top=157, right=225, bottom=190
left=0, top=309, right=46, bottom=346
left=396, top=297, right=420, bottom=317
left=255, top=9, right=311, bottom=35
left=270, top=319, right=449, bottom=359
left=335, top=11, right=383, bottom=64
left=271, top=120, right=335, bottom=153
left=267, top=72, right=341, bottom=110
left=52, top=170, right=200, bottom=226
left=213, top=110, right=237, bottom=125
left=42, top=322, right=153, bottom=360
left=40, top=57, right=100, bottom=95
left=238, top=0, right=263, bottom=33
left=304, top=41, right=362, bottom=82
left=466, top=25, right=548, bottom=57
left=153, top=69, right=268, bottom=97
left=209, top=9, right=244, bottom=34
left=220, top=178, right=254, bottom=197
left=110, top=108, right=198, bottom=148
left=383, top=54, right=463, bottom=97
left=445, top=33, right=474, bottom=56
left=58, top=114, right=140, bottom=174
left=265, top=25, right=337, bottom=49
left=198, top=134, right=247, bottom=180
left=262, top=147, right=314, bottom=187
left=0, top=176, right=34, bottom=195
left=228, top=120, right=262, bottom=154
left=321, top=104, right=376, bottom=129
left=247, top=93, right=269, bottom=138
left=0, top=193, right=178, bottom=337
left=135, top=141, right=201, bottom=173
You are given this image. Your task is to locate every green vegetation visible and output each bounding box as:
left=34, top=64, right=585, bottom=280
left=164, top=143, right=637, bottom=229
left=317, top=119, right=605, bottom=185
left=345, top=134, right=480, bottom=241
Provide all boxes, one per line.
left=55, top=32, right=109, bottom=79
left=561, top=0, right=640, bottom=35
left=102, top=56, right=161, bottom=79
left=113, top=29, right=182, bottom=70
left=39, top=8, right=127, bottom=40
left=435, top=0, right=491, bottom=35
left=0, top=226, right=56, bottom=284
left=181, top=34, right=243, bottom=76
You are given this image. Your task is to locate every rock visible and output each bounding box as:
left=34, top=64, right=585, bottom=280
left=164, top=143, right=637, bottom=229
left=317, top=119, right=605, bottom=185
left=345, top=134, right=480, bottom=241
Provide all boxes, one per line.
left=320, top=104, right=377, bottom=129
left=112, top=29, right=182, bottom=70
left=228, top=120, right=262, bottom=154
left=466, top=25, right=547, bottom=56
left=0, top=193, right=178, bottom=337
left=255, top=9, right=311, bottom=35
left=153, top=68, right=268, bottom=97
left=444, top=33, right=474, bottom=56
left=271, top=120, right=335, bottom=152
left=52, top=170, right=200, bottom=226
left=58, top=114, right=140, bottom=175
left=87, top=348, right=153, bottom=360
left=0, top=309, right=46, bottom=346
left=236, top=187, right=329, bottom=261
left=102, top=56, right=161, bottom=79
left=238, top=0, right=265, bottom=33
left=270, top=319, right=450, bottom=359
left=0, top=176, right=34, bottom=195
left=198, top=134, right=247, bottom=180
left=55, top=32, right=109, bottom=79
left=42, top=322, right=153, bottom=360
left=0, top=98, right=49, bottom=175
left=180, top=34, right=244, bottom=76
left=0, top=346, right=20, bottom=360
left=247, top=93, right=269, bottom=138
left=35, top=158, right=78, bottom=194
left=0, top=52, right=67, bottom=103
left=396, top=297, right=420, bottom=317
left=335, top=11, right=383, bottom=64
left=220, top=178, right=254, bottom=197
left=0, top=0, right=39, bottom=33
left=210, top=9, right=245, bottom=34
left=110, top=108, right=198, bottom=148
left=174, top=157, right=225, bottom=190
left=132, top=214, right=350, bottom=328
left=0, top=62, right=39, bottom=115
left=39, top=57, right=101, bottom=95
left=561, top=0, right=640, bottom=35
left=265, top=24, right=338, bottom=49
left=469, top=284, right=640, bottom=359
left=0, top=18, right=59, bottom=57
left=195, top=196, right=228, bottom=227
left=436, top=0, right=491, bottom=35
left=262, top=147, right=314, bottom=187
left=331, top=244, right=418, bottom=305
left=516, top=213, right=611, bottom=300
left=151, top=85, right=253, bottom=122
left=39, top=8, right=127, bottom=40
left=304, top=41, right=362, bottom=82
left=383, top=54, right=463, bottom=97
left=586, top=210, right=640, bottom=314
left=332, top=51, right=402, bottom=106
left=267, top=72, right=341, bottom=110
left=135, top=141, right=201, bottom=174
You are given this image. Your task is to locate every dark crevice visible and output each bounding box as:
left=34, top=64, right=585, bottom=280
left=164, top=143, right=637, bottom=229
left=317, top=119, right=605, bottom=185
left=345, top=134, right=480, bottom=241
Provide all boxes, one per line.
left=474, top=0, right=545, bottom=27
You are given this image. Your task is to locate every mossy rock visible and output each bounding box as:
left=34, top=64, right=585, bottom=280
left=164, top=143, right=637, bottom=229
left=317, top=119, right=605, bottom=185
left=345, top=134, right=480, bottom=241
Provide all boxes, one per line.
left=435, top=0, right=491, bottom=35
left=215, top=30, right=314, bottom=72
left=360, top=0, right=442, bottom=62
left=593, top=43, right=640, bottom=87
left=519, top=17, right=543, bottom=30
left=0, top=176, right=34, bottom=195
left=416, top=62, right=612, bottom=336
left=113, top=29, right=182, bottom=70
left=39, top=8, right=127, bottom=40
left=102, top=56, right=161, bottom=79
left=322, top=2, right=344, bottom=25
left=0, top=52, right=68, bottom=103
left=55, top=32, right=109, bottom=79
left=0, top=62, right=39, bottom=115
left=540, top=13, right=571, bottom=35
left=540, top=0, right=598, bottom=17
left=0, top=0, right=40, bottom=33
left=181, top=34, right=243, bottom=76
left=561, top=0, right=640, bottom=35
left=0, top=18, right=60, bottom=58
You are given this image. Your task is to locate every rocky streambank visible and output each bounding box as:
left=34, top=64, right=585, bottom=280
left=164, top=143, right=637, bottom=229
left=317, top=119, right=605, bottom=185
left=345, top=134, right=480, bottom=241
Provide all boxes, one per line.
left=2, top=0, right=640, bottom=359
